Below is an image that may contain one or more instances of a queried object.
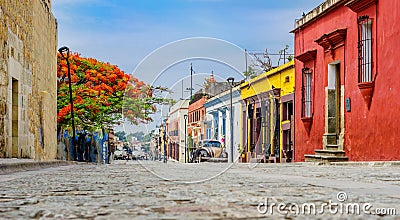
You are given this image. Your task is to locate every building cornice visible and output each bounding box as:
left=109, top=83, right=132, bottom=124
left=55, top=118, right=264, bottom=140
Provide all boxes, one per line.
left=315, top=28, right=347, bottom=59
left=204, top=89, right=241, bottom=108
left=315, top=28, right=347, bottom=50
left=240, top=60, right=294, bottom=88
left=291, top=0, right=348, bottom=33
left=295, top=50, right=317, bottom=63
left=346, top=0, right=378, bottom=13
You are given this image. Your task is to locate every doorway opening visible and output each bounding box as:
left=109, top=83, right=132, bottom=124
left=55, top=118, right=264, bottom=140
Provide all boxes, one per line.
left=327, top=62, right=341, bottom=144
left=12, top=78, right=18, bottom=158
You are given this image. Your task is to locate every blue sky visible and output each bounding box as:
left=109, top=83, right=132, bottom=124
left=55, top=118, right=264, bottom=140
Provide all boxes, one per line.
left=53, top=0, right=324, bottom=132
left=53, top=0, right=323, bottom=75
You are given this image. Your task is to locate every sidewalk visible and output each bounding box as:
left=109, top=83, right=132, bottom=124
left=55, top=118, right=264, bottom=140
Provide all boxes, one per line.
left=0, top=158, right=74, bottom=175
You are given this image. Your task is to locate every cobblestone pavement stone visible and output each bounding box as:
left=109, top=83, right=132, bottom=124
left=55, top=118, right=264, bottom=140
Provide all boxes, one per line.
left=0, top=161, right=399, bottom=219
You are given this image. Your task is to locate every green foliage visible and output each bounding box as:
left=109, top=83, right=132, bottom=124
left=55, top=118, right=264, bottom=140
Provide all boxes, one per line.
left=131, top=131, right=144, bottom=142
left=243, top=66, right=258, bottom=79
left=143, top=130, right=155, bottom=143
left=115, top=131, right=127, bottom=142
left=187, top=135, right=193, bottom=153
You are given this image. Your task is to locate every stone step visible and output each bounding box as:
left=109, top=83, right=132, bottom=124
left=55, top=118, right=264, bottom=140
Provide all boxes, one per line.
left=304, top=154, right=321, bottom=162
left=325, top=144, right=339, bottom=150
left=305, top=154, right=348, bottom=163
left=315, top=149, right=345, bottom=157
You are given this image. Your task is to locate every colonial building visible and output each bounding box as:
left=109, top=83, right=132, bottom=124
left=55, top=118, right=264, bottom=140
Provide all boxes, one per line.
left=0, top=0, right=58, bottom=160
left=166, top=99, right=189, bottom=162
left=203, top=86, right=241, bottom=162
left=240, top=61, right=295, bottom=162
left=292, top=0, right=400, bottom=162
left=266, top=61, right=295, bottom=162
left=186, top=74, right=234, bottom=158
left=187, top=95, right=207, bottom=152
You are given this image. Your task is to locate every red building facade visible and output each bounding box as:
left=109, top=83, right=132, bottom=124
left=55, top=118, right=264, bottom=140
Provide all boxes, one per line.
left=293, top=0, right=400, bottom=162
left=188, top=95, right=207, bottom=150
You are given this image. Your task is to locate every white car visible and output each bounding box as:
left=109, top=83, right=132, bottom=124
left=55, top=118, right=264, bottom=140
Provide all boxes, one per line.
left=114, top=149, right=127, bottom=160
left=132, top=150, right=141, bottom=160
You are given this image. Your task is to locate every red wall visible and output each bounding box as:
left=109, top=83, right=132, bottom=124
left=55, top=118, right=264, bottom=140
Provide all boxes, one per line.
left=188, top=96, right=206, bottom=123
left=294, top=1, right=400, bottom=161
left=188, top=97, right=206, bottom=114
left=188, top=96, right=206, bottom=138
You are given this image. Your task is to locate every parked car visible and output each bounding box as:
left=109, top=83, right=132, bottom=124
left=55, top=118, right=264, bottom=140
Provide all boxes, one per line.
left=132, top=150, right=141, bottom=160
left=191, top=140, right=227, bottom=163
left=114, top=148, right=127, bottom=160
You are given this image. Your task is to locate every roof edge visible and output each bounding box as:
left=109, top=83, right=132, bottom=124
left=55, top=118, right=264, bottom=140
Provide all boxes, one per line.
left=291, top=0, right=348, bottom=33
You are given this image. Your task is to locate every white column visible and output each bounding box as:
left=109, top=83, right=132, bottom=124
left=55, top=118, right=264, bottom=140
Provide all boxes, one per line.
left=226, top=108, right=232, bottom=162
left=218, top=111, right=223, bottom=141
left=210, top=113, right=215, bottom=140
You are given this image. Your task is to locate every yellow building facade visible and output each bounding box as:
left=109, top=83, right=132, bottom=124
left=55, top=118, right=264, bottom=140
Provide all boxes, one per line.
left=240, top=61, right=295, bottom=162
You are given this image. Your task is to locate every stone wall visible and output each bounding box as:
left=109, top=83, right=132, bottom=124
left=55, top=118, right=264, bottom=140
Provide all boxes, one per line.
left=0, top=0, right=57, bottom=160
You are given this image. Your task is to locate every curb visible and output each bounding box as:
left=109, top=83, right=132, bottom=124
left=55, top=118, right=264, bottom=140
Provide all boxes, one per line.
left=167, top=158, right=180, bottom=163
left=0, top=161, right=75, bottom=175
left=329, top=161, right=400, bottom=167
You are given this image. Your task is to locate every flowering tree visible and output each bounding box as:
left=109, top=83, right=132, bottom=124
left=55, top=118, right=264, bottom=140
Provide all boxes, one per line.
left=57, top=52, right=171, bottom=132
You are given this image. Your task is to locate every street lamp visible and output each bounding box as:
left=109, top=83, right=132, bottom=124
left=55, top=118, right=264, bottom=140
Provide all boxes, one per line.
left=184, top=114, right=188, bottom=163
left=58, top=46, right=77, bottom=161
left=156, top=125, right=161, bottom=161
left=163, top=123, right=167, bottom=163
left=227, top=77, right=235, bottom=163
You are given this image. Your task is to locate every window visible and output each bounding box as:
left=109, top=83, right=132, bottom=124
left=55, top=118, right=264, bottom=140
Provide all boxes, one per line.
left=302, top=68, right=313, bottom=118
left=203, top=141, right=221, bottom=148
left=282, top=101, right=293, bottom=121
left=10, top=47, right=15, bottom=58
left=358, top=15, right=373, bottom=83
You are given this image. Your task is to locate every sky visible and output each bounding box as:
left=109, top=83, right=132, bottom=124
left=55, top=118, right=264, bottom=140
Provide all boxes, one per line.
left=53, top=0, right=325, bottom=133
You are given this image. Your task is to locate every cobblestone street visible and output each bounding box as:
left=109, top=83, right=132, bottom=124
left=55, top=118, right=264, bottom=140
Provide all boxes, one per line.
left=0, top=161, right=399, bottom=219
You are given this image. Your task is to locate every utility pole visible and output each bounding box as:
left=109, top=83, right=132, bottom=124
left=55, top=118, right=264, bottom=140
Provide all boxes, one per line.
left=245, top=49, right=248, bottom=80
left=184, top=114, right=188, bottom=163
left=227, top=77, right=235, bottom=163
left=190, top=63, right=193, bottom=99
left=163, top=124, right=167, bottom=163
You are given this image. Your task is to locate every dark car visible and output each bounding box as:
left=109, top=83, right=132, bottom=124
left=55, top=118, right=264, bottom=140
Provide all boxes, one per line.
left=191, top=140, right=228, bottom=163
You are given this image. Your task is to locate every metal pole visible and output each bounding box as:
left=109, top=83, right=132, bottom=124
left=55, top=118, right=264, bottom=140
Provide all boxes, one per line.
left=66, top=51, right=77, bottom=161
left=184, top=118, right=187, bottom=163
left=190, top=63, right=193, bottom=99
left=229, top=86, right=234, bottom=163
left=163, top=125, right=167, bottom=163
left=284, top=48, right=286, bottom=64
left=245, top=49, right=248, bottom=80
left=158, top=128, right=161, bottom=161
